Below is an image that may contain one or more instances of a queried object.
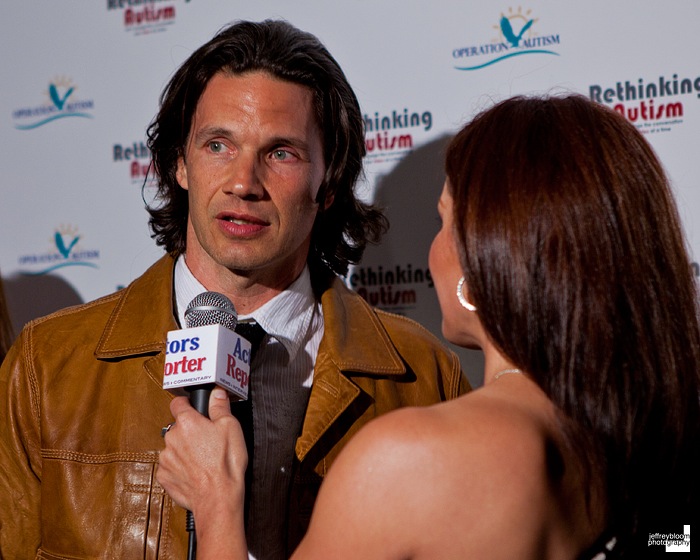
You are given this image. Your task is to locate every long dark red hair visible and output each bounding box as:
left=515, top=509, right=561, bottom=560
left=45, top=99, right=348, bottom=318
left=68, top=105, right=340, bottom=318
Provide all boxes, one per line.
left=446, top=95, right=699, bottom=555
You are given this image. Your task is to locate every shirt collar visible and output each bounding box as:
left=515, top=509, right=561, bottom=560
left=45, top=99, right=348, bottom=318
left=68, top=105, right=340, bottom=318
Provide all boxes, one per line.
left=174, top=255, right=317, bottom=362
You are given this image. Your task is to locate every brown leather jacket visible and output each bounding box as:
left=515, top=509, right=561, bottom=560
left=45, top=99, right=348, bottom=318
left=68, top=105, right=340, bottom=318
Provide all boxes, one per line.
left=0, top=256, right=468, bottom=559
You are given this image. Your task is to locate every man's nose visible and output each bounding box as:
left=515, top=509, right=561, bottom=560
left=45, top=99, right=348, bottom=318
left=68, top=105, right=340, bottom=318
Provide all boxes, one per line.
left=223, top=153, right=263, bottom=199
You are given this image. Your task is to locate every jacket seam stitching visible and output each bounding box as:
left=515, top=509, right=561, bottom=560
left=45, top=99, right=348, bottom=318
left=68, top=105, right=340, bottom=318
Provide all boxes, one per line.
left=25, top=324, right=42, bottom=426
left=95, top=282, right=133, bottom=353
left=374, top=308, right=442, bottom=341
left=41, top=449, right=159, bottom=463
left=450, top=352, right=462, bottom=397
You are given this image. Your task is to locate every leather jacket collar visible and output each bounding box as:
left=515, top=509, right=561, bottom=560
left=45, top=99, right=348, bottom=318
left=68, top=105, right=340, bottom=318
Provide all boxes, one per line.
left=94, top=255, right=406, bottom=377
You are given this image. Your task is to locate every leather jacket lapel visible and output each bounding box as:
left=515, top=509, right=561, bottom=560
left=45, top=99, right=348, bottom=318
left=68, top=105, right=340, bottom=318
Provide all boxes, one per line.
left=94, top=256, right=177, bottom=360
left=295, top=278, right=406, bottom=462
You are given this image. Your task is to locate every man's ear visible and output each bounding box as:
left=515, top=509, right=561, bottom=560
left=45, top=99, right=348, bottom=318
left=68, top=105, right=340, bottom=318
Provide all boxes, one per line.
left=175, top=156, right=188, bottom=190
left=317, top=183, right=334, bottom=210
left=322, top=191, right=334, bottom=210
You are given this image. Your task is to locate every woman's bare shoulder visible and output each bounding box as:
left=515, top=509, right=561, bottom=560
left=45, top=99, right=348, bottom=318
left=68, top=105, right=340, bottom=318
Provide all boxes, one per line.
left=294, top=382, right=577, bottom=559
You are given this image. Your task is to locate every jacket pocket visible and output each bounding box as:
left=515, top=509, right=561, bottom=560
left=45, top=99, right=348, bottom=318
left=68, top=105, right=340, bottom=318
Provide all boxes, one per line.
left=38, top=451, right=183, bottom=558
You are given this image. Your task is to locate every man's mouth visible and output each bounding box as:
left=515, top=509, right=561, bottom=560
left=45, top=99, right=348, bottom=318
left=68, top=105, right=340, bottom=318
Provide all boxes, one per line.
left=217, top=212, right=266, bottom=225
left=223, top=217, right=255, bottom=225
left=216, top=213, right=268, bottom=235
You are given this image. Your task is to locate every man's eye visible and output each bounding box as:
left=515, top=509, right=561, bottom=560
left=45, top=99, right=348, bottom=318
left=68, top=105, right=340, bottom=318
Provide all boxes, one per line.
left=209, top=141, right=225, bottom=153
left=272, top=149, right=291, bottom=161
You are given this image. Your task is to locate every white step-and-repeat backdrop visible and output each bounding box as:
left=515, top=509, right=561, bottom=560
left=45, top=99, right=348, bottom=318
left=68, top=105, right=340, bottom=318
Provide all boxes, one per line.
left=2, top=1, right=698, bottom=386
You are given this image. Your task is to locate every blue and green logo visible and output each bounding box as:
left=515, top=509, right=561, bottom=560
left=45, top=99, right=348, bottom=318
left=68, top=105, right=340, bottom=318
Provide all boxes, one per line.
left=12, top=77, right=95, bottom=130
left=17, top=225, right=100, bottom=275
left=452, top=7, right=560, bottom=71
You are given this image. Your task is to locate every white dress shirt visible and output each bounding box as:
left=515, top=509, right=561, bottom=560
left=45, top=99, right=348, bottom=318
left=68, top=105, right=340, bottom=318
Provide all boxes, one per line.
left=174, top=256, right=324, bottom=559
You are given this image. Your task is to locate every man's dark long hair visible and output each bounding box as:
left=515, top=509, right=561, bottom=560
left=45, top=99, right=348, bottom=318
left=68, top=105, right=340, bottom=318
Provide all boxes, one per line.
left=146, top=20, right=387, bottom=279
left=446, top=95, right=699, bottom=556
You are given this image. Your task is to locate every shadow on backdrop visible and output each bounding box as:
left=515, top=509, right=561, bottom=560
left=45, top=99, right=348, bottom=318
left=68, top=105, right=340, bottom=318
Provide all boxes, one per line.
left=3, top=273, right=84, bottom=342
left=358, top=135, right=485, bottom=388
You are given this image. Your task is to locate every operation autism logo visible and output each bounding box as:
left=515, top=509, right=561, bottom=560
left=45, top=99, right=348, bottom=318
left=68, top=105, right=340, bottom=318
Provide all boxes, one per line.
left=107, top=0, right=189, bottom=35
left=17, top=225, right=100, bottom=275
left=12, top=77, right=94, bottom=130
left=452, top=6, right=560, bottom=70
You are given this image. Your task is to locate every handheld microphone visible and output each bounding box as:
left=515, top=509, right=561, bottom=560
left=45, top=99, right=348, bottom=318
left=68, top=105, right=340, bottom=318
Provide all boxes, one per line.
left=163, top=291, right=254, bottom=560
left=163, top=291, right=253, bottom=417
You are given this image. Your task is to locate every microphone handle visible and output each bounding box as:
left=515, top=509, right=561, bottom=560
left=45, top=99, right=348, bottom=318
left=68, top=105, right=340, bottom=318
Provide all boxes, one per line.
left=184, top=382, right=216, bottom=560
left=187, top=383, right=216, bottom=418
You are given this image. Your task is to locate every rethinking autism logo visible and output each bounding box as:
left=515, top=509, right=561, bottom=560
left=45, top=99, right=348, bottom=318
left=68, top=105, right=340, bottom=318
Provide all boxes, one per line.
left=107, top=0, right=184, bottom=36
left=12, top=77, right=94, bottom=130
left=589, top=73, right=700, bottom=134
left=452, top=7, right=560, bottom=71
left=17, top=225, right=100, bottom=275
left=362, top=107, right=433, bottom=164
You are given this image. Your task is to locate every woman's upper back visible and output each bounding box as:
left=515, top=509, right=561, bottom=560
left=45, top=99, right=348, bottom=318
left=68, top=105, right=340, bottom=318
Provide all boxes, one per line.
left=294, top=373, right=605, bottom=560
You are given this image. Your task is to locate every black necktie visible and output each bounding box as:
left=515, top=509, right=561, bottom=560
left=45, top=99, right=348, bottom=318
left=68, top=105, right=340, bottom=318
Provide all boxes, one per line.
left=231, top=321, right=266, bottom=523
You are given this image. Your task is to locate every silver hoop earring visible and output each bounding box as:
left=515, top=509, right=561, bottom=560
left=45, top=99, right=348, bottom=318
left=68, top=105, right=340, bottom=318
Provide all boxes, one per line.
left=457, top=277, right=477, bottom=312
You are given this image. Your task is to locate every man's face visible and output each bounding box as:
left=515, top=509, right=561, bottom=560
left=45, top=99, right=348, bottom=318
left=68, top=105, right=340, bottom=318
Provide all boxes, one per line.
left=176, top=71, right=327, bottom=290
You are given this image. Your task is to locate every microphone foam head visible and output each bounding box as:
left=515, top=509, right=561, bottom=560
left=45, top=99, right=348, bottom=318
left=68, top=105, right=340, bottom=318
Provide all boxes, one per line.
left=184, top=291, right=238, bottom=330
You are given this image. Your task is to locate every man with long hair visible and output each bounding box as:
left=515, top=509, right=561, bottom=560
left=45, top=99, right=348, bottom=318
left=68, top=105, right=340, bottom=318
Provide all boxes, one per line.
left=0, top=20, right=468, bottom=558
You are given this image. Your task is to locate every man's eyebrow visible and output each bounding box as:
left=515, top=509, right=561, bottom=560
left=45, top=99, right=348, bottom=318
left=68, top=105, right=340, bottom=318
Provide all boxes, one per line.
left=191, top=126, right=233, bottom=143
left=266, top=135, right=313, bottom=152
